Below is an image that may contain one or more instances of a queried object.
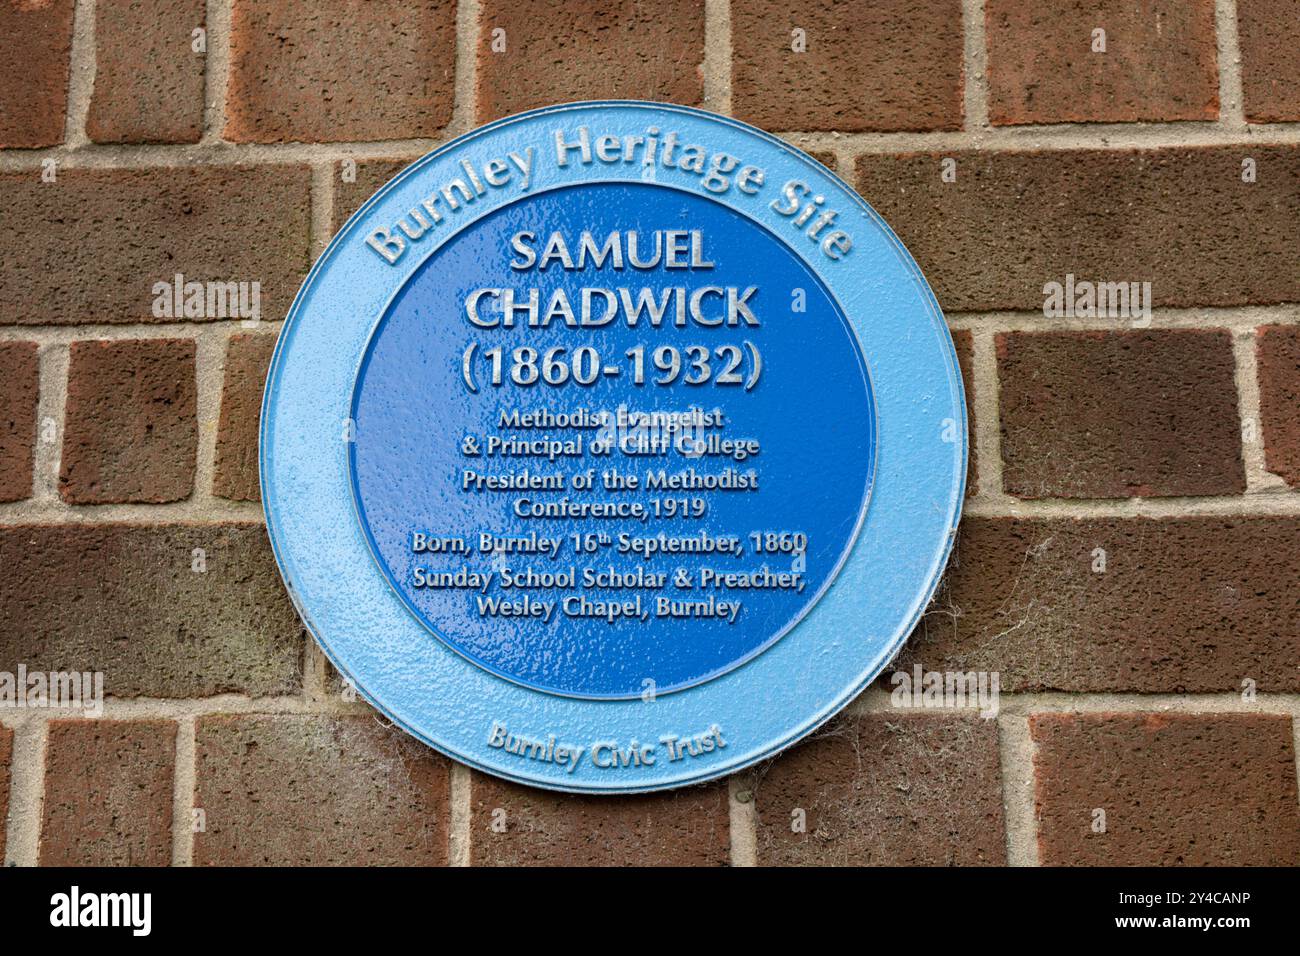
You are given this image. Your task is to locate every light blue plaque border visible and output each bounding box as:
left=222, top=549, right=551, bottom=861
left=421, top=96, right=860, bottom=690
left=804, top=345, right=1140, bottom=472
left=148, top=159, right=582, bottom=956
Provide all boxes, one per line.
left=260, top=101, right=967, bottom=793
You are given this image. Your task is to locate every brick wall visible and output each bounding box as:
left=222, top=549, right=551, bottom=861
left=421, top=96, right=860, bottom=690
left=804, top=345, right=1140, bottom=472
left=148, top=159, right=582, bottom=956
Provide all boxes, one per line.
left=0, top=0, right=1297, bottom=867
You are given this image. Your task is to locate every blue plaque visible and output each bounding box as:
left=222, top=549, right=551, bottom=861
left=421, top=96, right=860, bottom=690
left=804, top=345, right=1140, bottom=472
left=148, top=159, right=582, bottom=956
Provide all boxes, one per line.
left=261, top=102, right=966, bottom=792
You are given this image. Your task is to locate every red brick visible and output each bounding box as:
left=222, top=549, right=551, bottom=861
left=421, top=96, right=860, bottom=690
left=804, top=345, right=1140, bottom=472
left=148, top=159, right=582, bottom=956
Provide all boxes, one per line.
left=225, top=0, right=455, bottom=144
left=86, top=0, right=206, bottom=144
left=0, top=523, right=303, bottom=697
left=194, top=715, right=449, bottom=865
left=732, top=0, right=963, bottom=131
left=754, top=713, right=1005, bottom=865
left=476, top=0, right=705, bottom=122
left=0, top=0, right=74, bottom=148
left=952, top=328, right=976, bottom=496
left=907, top=516, right=1300, bottom=692
left=0, top=342, right=39, bottom=503
left=806, top=151, right=838, bottom=175
left=998, top=330, right=1244, bottom=498
left=214, top=332, right=275, bottom=502
left=60, top=339, right=196, bottom=504
left=0, top=166, right=311, bottom=325
left=470, top=772, right=728, bottom=866
left=1257, top=325, right=1300, bottom=487
left=332, top=157, right=419, bottom=234
left=40, top=719, right=176, bottom=866
left=985, top=0, right=1218, bottom=125
left=855, top=147, right=1300, bottom=313
left=0, top=724, right=11, bottom=861
left=1237, top=0, right=1300, bottom=122
left=1032, top=713, right=1300, bottom=866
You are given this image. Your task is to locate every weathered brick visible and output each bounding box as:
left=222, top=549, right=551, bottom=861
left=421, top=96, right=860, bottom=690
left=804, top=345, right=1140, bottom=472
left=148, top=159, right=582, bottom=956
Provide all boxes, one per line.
left=470, top=772, right=729, bottom=866
left=323, top=657, right=353, bottom=700
left=476, top=0, right=705, bottom=122
left=1237, top=0, right=1300, bottom=122
left=60, top=339, right=196, bottom=504
left=1032, top=713, right=1300, bottom=866
left=194, top=715, right=449, bottom=865
left=225, top=0, right=455, bottom=143
left=0, top=166, right=311, bottom=325
left=0, top=724, right=11, bottom=861
left=805, top=151, right=838, bottom=175
left=214, top=332, right=276, bottom=502
left=0, top=523, right=303, bottom=698
left=732, top=0, right=963, bottom=131
left=952, top=328, right=976, bottom=496
left=998, top=330, right=1244, bottom=498
left=86, top=0, right=206, bottom=143
left=332, top=157, right=418, bottom=234
left=0, top=0, right=74, bottom=148
left=0, top=342, right=39, bottom=503
left=985, top=0, right=1218, bottom=125
left=40, top=719, right=176, bottom=866
left=907, top=516, right=1300, bottom=692
left=754, top=713, right=1005, bottom=866
left=855, top=147, right=1300, bottom=312
left=1257, top=325, right=1300, bottom=487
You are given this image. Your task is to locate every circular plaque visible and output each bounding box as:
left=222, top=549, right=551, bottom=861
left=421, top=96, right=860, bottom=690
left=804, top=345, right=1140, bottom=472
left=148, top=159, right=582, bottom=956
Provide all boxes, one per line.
left=261, top=102, right=966, bottom=792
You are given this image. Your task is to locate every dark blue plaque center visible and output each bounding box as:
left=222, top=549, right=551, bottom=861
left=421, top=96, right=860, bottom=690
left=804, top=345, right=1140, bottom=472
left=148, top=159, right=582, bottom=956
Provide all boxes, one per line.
left=349, top=182, right=875, bottom=699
